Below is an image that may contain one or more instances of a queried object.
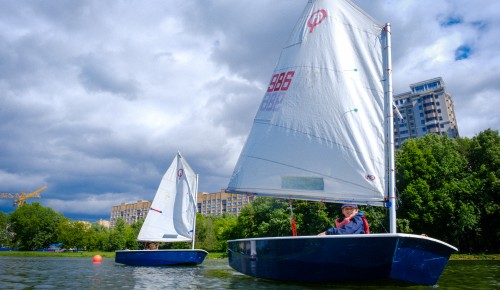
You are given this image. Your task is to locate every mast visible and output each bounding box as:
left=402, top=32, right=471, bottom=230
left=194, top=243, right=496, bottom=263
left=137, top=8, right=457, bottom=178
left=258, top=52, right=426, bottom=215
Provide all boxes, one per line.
left=191, top=174, right=199, bottom=250
left=384, top=23, right=397, bottom=233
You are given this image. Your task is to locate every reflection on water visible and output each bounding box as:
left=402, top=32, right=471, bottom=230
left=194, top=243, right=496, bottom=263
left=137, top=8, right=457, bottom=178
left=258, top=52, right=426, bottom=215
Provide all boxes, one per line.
left=437, top=260, right=500, bottom=290
left=0, top=256, right=498, bottom=289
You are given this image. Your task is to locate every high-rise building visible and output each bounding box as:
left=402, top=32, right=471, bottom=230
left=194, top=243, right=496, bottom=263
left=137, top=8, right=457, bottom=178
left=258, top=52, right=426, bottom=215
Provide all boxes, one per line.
left=197, top=189, right=255, bottom=216
left=393, top=77, right=459, bottom=148
left=110, top=200, right=151, bottom=227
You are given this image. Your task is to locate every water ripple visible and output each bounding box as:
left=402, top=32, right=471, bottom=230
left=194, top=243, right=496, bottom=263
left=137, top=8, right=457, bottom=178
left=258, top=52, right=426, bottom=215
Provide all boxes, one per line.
left=0, top=256, right=498, bottom=289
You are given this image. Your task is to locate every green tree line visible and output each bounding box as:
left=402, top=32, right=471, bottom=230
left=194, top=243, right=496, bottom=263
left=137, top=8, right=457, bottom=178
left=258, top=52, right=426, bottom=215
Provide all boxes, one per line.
left=1, top=129, right=498, bottom=254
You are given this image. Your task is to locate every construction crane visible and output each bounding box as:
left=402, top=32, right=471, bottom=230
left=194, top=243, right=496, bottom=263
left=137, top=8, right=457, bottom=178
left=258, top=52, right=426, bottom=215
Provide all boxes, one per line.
left=0, top=186, right=47, bottom=208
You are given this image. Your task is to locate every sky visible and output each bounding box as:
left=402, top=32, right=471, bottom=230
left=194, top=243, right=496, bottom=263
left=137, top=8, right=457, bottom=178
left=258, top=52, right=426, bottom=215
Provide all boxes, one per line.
left=1, top=0, right=499, bottom=221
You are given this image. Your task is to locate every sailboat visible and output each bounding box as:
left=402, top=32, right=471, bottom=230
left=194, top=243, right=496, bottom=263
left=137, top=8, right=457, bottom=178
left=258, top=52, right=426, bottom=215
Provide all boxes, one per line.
left=115, top=152, right=208, bottom=266
left=226, top=0, right=457, bottom=285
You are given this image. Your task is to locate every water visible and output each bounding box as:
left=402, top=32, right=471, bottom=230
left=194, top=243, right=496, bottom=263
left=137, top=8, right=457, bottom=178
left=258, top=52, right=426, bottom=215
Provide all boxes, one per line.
left=0, top=257, right=498, bottom=289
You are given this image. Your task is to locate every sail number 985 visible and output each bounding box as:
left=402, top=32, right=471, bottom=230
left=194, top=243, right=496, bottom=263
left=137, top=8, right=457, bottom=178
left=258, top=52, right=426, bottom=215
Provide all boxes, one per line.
left=267, top=71, right=295, bottom=92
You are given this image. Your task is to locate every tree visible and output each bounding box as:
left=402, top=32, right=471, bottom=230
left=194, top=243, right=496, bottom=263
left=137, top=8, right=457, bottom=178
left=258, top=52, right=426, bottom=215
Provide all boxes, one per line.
left=107, top=218, right=128, bottom=251
left=194, top=213, right=217, bottom=251
left=0, top=212, right=12, bottom=247
left=126, top=219, right=142, bottom=250
left=293, top=200, right=331, bottom=235
left=87, top=222, right=110, bottom=251
left=8, top=203, right=64, bottom=250
left=234, top=198, right=293, bottom=238
left=394, top=131, right=500, bottom=253
left=212, top=214, right=238, bottom=252
left=466, top=129, right=500, bottom=252
left=56, top=219, right=91, bottom=250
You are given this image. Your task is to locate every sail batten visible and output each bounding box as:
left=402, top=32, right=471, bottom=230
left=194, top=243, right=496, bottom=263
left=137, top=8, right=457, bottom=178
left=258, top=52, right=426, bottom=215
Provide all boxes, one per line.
left=227, top=0, right=387, bottom=206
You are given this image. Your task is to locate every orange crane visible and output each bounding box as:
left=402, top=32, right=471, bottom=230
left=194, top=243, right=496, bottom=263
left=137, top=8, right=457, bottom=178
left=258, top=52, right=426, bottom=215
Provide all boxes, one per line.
left=0, top=186, right=47, bottom=208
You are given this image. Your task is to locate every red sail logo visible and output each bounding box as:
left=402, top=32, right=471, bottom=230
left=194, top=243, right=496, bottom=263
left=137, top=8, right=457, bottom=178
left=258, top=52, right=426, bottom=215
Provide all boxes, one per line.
left=307, top=9, right=327, bottom=33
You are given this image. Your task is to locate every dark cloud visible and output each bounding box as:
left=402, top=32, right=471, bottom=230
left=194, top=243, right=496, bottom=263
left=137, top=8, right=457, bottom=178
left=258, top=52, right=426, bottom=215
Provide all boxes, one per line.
left=79, top=62, right=140, bottom=100
left=1, top=0, right=499, bottom=220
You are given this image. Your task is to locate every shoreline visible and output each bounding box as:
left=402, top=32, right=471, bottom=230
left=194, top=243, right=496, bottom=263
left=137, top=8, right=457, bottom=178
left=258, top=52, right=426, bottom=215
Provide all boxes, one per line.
left=0, top=251, right=498, bottom=260
left=0, top=250, right=226, bottom=259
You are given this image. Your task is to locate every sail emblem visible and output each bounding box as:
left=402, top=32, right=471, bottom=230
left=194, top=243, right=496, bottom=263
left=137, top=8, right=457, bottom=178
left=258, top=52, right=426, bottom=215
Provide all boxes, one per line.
left=177, top=168, right=184, bottom=180
left=307, top=9, right=327, bottom=33
left=365, top=175, right=376, bottom=181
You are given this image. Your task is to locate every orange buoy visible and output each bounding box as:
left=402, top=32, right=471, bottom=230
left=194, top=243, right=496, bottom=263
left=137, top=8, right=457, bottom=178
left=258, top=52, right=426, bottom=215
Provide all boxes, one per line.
left=93, top=254, right=103, bottom=263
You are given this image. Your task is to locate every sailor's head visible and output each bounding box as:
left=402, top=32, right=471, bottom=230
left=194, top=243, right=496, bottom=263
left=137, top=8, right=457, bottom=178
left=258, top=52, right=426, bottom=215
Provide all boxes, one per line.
left=341, top=203, right=359, bottom=215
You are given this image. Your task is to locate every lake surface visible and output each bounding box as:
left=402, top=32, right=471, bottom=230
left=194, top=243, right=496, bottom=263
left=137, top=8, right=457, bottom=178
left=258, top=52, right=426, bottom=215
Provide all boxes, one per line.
left=0, top=256, right=498, bottom=289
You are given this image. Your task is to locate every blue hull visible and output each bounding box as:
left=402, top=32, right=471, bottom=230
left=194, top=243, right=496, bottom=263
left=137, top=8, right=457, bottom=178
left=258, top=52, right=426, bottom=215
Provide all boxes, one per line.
left=227, top=234, right=457, bottom=285
left=115, top=249, right=208, bottom=266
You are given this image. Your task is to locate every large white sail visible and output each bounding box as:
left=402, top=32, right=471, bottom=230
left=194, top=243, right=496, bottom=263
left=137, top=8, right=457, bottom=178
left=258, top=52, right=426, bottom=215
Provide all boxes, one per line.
left=227, top=0, right=387, bottom=206
left=138, top=153, right=198, bottom=242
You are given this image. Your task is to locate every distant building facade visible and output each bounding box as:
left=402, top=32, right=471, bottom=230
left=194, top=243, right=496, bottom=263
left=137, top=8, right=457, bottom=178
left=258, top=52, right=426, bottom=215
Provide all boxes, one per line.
left=109, top=190, right=255, bottom=227
left=197, top=189, right=255, bottom=216
left=394, top=77, right=459, bottom=148
left=110, top=200, right=151, bottom=227
left=97, top=219, right=110, bottom=228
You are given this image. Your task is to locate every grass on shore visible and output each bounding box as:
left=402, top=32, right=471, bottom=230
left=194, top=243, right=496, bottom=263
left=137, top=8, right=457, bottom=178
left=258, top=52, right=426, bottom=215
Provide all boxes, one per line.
left=451, top=253, right=500, bottom=260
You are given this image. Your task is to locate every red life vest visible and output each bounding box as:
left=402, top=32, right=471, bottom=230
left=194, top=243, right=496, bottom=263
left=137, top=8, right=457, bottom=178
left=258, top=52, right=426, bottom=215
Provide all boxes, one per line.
left=361, top=216, right=370, bottom=234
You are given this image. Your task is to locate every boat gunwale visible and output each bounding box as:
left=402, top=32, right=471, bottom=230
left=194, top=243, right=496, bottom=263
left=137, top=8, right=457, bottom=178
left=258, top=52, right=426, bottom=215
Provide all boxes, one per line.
left=115, top=249, right=208, bottom=254
left=227, top=233, right=458, bottom=251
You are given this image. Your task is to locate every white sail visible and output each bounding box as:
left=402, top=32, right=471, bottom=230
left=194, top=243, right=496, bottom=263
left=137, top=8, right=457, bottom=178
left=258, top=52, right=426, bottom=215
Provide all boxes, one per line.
left=138, top=152, right=198, bottom=242
left=227, top=0, right=388, bottom=206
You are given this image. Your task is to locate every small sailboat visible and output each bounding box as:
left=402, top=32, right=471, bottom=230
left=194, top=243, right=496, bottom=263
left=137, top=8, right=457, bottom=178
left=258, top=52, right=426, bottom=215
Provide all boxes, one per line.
left=115, top=152, right=208, bottom=266
left=226, top=0, right=457, bottom=285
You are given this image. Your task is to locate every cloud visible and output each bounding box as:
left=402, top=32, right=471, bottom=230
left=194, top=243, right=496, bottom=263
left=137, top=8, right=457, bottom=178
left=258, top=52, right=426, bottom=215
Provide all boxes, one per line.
left=78, top=60, right=140, bottom=100
left=1, top=0, right=499, bottom=220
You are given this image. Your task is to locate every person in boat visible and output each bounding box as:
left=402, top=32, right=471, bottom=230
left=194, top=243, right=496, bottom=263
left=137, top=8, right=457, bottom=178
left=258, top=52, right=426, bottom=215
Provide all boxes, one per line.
left=318, top=204, right=369, bottom=235
left=146, top=242, right=158, bottom=250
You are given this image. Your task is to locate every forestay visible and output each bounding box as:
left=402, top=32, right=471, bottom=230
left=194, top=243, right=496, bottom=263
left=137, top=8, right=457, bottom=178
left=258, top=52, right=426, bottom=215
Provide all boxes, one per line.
left=138, top=153, right=198, bottom=242
left=227, top=0, right=388, bottom=206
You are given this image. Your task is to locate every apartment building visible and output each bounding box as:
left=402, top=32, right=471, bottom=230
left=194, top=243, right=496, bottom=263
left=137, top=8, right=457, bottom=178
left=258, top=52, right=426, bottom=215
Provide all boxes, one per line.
left=197, top=189, right=255, bottom=216
left=109, top=189, right=255, bottom=227
left=109, top=200, right=151, bottom=227
left=393, top=77, right=459, bottom=148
